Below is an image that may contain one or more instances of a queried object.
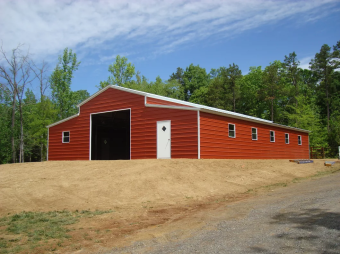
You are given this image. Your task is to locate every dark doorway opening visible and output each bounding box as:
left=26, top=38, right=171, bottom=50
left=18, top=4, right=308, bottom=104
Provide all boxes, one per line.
left=91, top=109, right=130, bottom=160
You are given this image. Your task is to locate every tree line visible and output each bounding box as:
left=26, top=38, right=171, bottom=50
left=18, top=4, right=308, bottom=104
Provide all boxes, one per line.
left=0, top=40, right=339, bottom=164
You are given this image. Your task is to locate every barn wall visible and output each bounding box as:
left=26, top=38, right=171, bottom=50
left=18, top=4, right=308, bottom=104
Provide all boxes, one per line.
left=146, top=97, right=194, bottom=107
left=48, top=88, right=198, bottom=160
left=48, top=116, right=89, bottom=160
left=200, top=111, right=309, bottom=159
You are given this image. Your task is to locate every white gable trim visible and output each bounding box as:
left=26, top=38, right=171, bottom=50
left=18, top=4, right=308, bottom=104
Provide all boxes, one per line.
left=47, top=113, right=79, bottom=128
left=47, top=85, right=310, bottom=133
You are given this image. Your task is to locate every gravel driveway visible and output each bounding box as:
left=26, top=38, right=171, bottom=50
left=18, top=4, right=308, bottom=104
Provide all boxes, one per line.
left=111, top=171, right=340, bottom=254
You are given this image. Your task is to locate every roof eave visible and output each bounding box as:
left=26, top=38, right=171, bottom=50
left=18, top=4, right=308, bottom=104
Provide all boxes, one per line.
left=55, top=85, right=309, bottom=133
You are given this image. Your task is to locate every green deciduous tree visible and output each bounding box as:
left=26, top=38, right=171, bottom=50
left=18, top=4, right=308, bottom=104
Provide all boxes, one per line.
left=50, top=48, right=81, bottom=120
left=108, top=55, right=135, bottom=86
left=182, top=64, right=209, bottom=102
left=238, top=66, right=266, bottom=118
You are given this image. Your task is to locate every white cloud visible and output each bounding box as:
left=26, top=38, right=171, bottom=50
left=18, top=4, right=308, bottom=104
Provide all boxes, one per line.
left=299, top=56, right=314, bottom=70
left=0, top=0, right=337, bottom=62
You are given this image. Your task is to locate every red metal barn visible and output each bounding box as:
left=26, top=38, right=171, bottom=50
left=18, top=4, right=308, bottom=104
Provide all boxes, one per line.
left=47, top=86, right=310, bottom=160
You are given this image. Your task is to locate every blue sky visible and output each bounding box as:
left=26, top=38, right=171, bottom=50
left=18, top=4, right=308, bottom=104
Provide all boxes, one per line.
left=1, top=0, right=339, bottom=97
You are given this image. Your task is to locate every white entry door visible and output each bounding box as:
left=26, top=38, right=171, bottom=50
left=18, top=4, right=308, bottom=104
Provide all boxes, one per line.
left=157, top=120, right=171, bottom=159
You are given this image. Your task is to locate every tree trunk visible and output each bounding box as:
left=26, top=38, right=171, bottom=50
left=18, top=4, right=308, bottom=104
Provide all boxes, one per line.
left=11, top=91, right=16, bottom=163
left=233, top=90, right=236, bottom=112
left=41, top=140, right=43, bottom=162
left=271, top=99, right=274, bottom=122
left=294, top=77, right=298, bottom=110
left=326, top=84, right=330, bottom=133
left=19, top=101, right=24, bottom=163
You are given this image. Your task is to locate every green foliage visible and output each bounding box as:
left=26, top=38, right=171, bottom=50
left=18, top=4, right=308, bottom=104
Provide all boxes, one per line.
left=50, top=48, right=81, bottom=120
left=183, top=64, right=209, bottom=101
left=25, top=96, right=57, bottom=161
left=261, top=60, right=287, bottom=122
left=310, top=41, right=340, bottom=132
left=221, top=63, right=242, bottom=112
left=238, top=66, right=267, bottom=118
left=108, top=55, right=136, bottom=86
left=0, top=90, right=12, bottom=163
left=123, top=76, right=185, bottom=100
left=96, top=80, right=110, bottom=90
left=1, top=41, right=340, bottom=164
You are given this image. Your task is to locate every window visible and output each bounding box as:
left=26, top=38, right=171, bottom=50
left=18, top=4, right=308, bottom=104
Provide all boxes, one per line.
left=298, top=135, right=302, bottom=145
left=62, top=131, right=70, bottom=143
left=270, top=131, right=275, bottom=142
left=252, top=128, right=258, bottom=140
left=285, top=133, right=289, bottom=144
left=229, top=124, right=236, bottom=138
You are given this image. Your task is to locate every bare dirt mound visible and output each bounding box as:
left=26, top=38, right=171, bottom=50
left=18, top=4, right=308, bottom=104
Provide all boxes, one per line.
left=1, top=159, right=339, bottom=253
left=0, top=159, right=336, bottom=215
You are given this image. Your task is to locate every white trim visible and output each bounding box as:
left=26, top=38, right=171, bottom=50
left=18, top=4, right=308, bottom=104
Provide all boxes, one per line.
left=228, top=123, right=236, bottom=138
left=47, top=128, right=49, bottom=161
left=89, top=114, right=92, bottom=160
left=308, top=135, right=310, bottom=159
left=298, top=135, right=302, bottom=145
left=251, top=127, right=258, bottom=141
left=48, top=85, right=310, bottom=134
left=95, top=86, right=272, bottom=123
left=197, top=110, right=200, bottom=159
left=78, top=86, right=275, bottom=124
left=91, top=108, right=131, bottom=116
left=157, top=120, right=171, bottom=159
left=78, top=85, right=113, bottom=107
left=270, top=130, right=275, bottom=142
left=129, top=109, right=131, bottom=160
left=62, top=131, right=70, bottom=143
left=285, top=133, right=289, bottom=144
left=47, top=113, right=79, bottom=128
left=145, top=103, right=198, bottom=111
left=89, top=108, right=131, bottom=160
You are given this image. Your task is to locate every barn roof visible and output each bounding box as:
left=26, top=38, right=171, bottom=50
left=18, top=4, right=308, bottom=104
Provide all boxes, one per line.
left=47, top=85, right=310, bottom=133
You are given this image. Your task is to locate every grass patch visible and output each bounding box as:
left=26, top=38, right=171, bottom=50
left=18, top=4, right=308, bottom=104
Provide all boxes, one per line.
left=0, top=209, right=112, bottom=253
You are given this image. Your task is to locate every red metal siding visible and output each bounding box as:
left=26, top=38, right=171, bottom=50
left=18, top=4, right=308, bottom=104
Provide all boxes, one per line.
left=48, top=89, right=198, bottom=160
left=48, top=117, right=89, bottom=160
left=146, top=97, right=194, bottom=107
left=200, top=112, right=309, bottom=159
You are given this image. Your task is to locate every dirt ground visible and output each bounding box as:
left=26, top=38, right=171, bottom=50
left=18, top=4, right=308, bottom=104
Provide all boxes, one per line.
left=0, top=159, right=339, bottom=253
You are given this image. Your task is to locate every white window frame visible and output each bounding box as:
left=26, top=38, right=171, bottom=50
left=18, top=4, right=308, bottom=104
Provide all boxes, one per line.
left=62, top=131, right=70, bottom=143
left=285, top=133, right=289, bottom=144
left=251, top=127, right=258, bottom=141
left=298, top=135, right=302, bottom=145
left=90, top=108, right=131, bottom=160
left=270, top=130, right=275, bottom=142
left=228, top=123, right=236, bottom=138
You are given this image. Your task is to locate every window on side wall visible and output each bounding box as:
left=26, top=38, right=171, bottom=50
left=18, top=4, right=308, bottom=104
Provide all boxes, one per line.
left=270, top=131, right=275, bottom=142
left=298, top=135, right=302, bottom=145
left=62, top=131, right=70, bottom=143
left=229, top=124, right=236, bottom=138
left=285, top=133, right=289, bottom=144
left=252, top=128, right=257, bottom=140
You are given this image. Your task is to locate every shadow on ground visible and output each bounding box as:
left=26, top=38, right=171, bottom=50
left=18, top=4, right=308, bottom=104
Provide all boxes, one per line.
left=271, top=208, right=340, bottom=231
left=249, top=208, right=340, bottom=253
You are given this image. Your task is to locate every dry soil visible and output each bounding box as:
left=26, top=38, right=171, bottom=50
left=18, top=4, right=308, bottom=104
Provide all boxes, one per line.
left=0, top=159, right=339, bottom=253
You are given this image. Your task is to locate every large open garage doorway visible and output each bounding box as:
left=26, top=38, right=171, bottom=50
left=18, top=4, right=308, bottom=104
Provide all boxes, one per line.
left=91, top=109, right=130, bottom=160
